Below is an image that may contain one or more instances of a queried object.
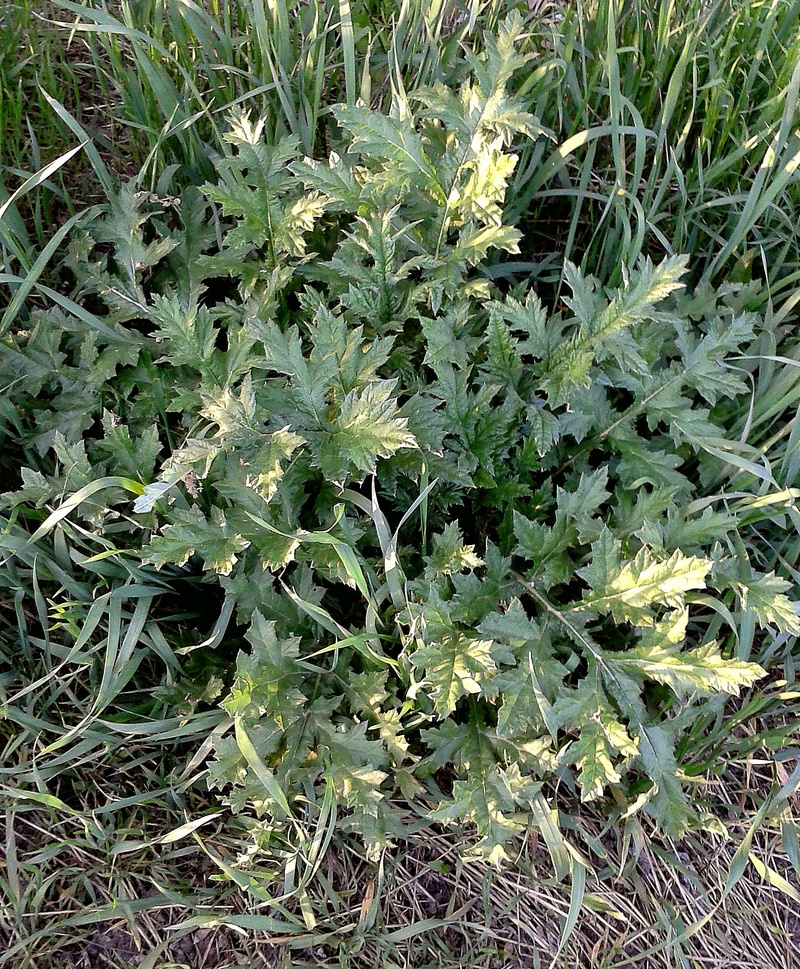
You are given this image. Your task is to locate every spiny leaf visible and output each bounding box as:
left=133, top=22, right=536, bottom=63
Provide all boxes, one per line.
left=144, top=506, right=249, bottom=576
left=333, top=104, right=440, bottom=189
left=291, top=152, right=363, bottom=210
left=411, top=634, right=498, bottom=716
left=454, top=224, right=521, bottom=265
left=620, top=641, right=765, bottom=698
left=223, top=613, right=303, bottom=719
left=553, top=677, right=638, bottom=803
left=431, top=766, right=532, bottom=865
left=579, top=531, right=711, bottom=625
left=616, top=611, right=765, bottom=696
left=316, top=380, right=418, bottom=481
left=738, top=572, right=800, bottom=635
left=545, top=256, right=689, bottom=395
left=425, top=522, right=484, bottom=576
left=243, top=427, right=306, bottom=502
left=97, top=411, right=161, bottom=480
left=151, top=295, right=216, bottom=369
left=330, top=764, right=389, bottom=816
left=453, top=145, right=519, bottom=227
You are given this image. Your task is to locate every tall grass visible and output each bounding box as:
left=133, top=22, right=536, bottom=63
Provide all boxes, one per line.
left=0, top=0, right=130, bottom=282
left=1, top=2, right=76, bottom=265
left=55, top=0, right=520, bottom=190
left=513, top=0, right=800, bottom=285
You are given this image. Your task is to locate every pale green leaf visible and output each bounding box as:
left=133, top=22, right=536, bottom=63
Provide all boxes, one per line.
left=144, top=506, right=249, bottom=576
left=411, top=634, right=498, bottom=715
left=615, top=609, right=765, bottom=696
left=580, top=536, right=711, bottom=625
left=333, top=105, right=438, bottom=186
left=243, top=427, right=306, bottom=502
left=739, top=572, right=800, bottom=635
left=316, top=380, right=418, bottom=480
left=425, top=521, right=484, bottom=576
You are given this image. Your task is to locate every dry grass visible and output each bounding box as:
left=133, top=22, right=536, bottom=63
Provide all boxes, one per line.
left=4, top=828, right=796, bottom=969
left=3, top=751, right=798, bottom=969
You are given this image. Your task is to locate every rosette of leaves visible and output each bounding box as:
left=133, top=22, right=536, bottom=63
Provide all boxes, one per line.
left=3, top=14, right=798, bottom=871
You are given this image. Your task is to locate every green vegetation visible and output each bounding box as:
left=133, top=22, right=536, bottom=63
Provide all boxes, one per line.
left=514, top=0, right=800, bottom=283
left=1, top=1, right=800, bottom=966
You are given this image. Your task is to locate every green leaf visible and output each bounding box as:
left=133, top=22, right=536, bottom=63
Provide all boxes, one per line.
left=222, top=612, right=306, bottom=726
left=489, top=289, right=549, bottom=359
left=250, top=321, right=328, bottom=426
left=411, top=634, right=498, bottom=716
left=144, top=506, right=250, bottom=576
left=151, top=294, right=217, bottom=369
left=545, top=256, right=688, bottom=396
left=478, top=598, right=566, bottom=738
left=425, top=522, right=484, bottom=576
left=430, top=766, right=529, bottom=865
left=513, top=511, right=573, bottom=589
left=616, top=610, right=765, bottom=697
left=333, top=104, right=439, bottom=188
left=243, top=427, right=306, bottom=502
left=290, top=152, right=363, bottom=210
left=454, top=224, right=522, bottom=265
left=2, top=468, right=52, bottom=508
left=738, top=572, right=800, bottom=635
left=679, top=315, right=755, bottom=405
left=553, top=677, right=639, bottom=802
left=95, top=181, right=179, bottom=293
left=490, top=654, right=558, bottom=740
left=53, top=432, right=93, bottom=489
left=97, top=412, right=161, bottom=480
left=579, top=531, right=711, bottom=625
left=234, top=718, right=292, bottom=820
left=316, top=380, right=418, bottom=481
left=633, top=720, right=692, bottom=836
left=556, top=468, right=611, bottom=543
left=616, top=443, right=693, bottom=494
